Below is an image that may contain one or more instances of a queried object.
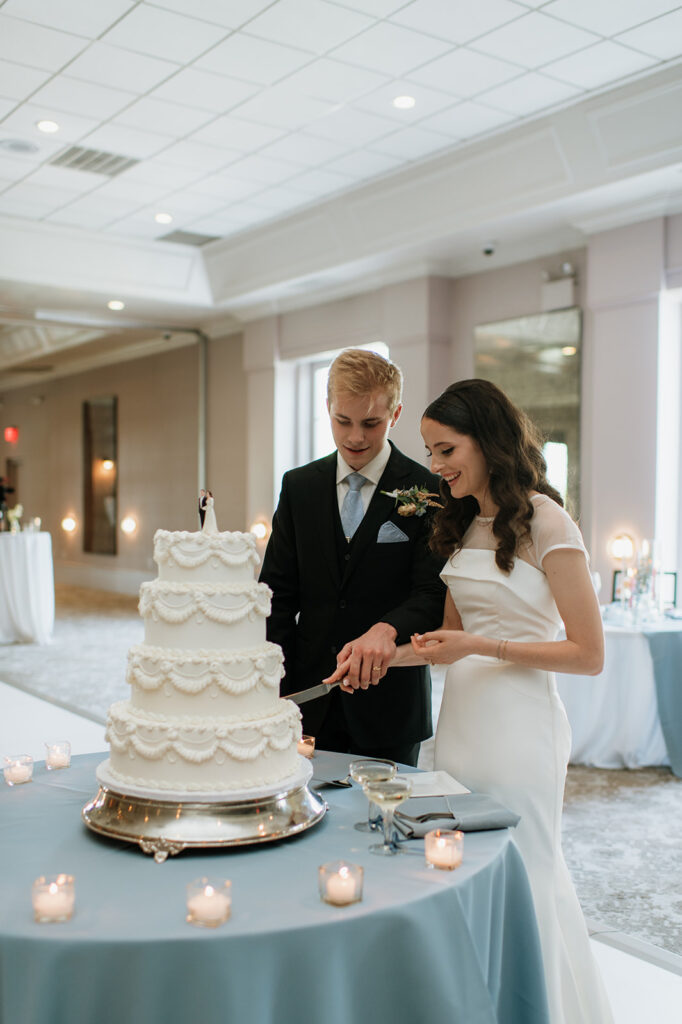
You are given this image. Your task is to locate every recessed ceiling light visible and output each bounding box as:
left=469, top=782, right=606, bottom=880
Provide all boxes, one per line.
left=36, top=119, right=59, bottom=134
left=154, top=212, right=173, bottom=224
left=107, top=300, right=125, bottom=311
left=393, top=95, right=416, bottom=110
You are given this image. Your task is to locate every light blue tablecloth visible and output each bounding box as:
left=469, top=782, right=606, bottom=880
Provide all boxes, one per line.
left=0, top=753, right=549, bottom=1024
left=642, top=627, right=682, bottom=777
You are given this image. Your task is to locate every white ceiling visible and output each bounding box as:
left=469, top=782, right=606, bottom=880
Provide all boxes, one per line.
left=0, top=0, right=682, bottom=379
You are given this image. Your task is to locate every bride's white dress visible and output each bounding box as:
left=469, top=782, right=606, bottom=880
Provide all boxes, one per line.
left=202, top=496, right=218, bottom=535
left=434, top=496, right=612, bottom=1024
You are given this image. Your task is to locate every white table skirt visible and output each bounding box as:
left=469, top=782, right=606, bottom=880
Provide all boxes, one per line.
left=556, top=625, right=672, bottom=769
left=0, top=533, right=54, bottom=644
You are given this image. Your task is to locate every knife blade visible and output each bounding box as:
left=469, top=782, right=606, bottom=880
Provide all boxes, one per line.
left=285, top=681, right=340, bottom=705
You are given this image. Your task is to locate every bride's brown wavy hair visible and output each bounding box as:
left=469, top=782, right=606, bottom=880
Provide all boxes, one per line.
left=423, top=379, right=563, bottom=573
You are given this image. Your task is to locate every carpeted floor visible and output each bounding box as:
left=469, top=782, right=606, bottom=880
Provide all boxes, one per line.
left=2, top=584, right=681, bottom=956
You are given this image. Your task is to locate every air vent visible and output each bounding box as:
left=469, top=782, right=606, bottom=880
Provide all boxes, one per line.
left=0, top=138, right=40, bottom=155
left=49, top=146, right=139, bottom=177
left=159, top=230, right=220, bottom=247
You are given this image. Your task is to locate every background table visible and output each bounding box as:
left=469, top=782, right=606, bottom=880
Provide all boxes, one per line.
left=0, top=753, right=549, bottom=1024
left=557, top=620, right=682, bottom=773
left=0, top=532, right=54, bottom=644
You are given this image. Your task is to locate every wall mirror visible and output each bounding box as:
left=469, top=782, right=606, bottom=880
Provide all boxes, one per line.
left=83, top=396, right=117, bottom=555
left=474, top=308, right=582, bottom=515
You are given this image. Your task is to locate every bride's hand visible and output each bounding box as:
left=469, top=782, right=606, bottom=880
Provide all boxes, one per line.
left=411, top=630, right=472, bottom=665
left=323, top=657, right=355, bottom=693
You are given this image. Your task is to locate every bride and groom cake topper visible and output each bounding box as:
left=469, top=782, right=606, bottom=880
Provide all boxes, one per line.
left=198, top=489, right=217, bottom=533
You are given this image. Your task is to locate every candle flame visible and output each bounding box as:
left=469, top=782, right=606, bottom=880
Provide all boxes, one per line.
left=204, top=885, right=215, bottom=897
left=48, top=883, right=58, bottom=895
left=339, top=866, right=350, bottom=879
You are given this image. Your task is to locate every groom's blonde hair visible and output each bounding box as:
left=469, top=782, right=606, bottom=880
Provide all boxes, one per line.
left=327, top=348, right=403, bottom=414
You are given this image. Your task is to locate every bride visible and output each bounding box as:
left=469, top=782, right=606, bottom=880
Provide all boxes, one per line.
left=340, top=379, right=612, bottom=1023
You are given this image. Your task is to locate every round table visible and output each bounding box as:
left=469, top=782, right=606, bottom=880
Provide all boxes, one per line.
left=0, top=532, right=54, bottom=644
left=0, top=753, right=549, bottom=1024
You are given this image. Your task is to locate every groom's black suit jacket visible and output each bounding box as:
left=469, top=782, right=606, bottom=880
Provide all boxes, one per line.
left=260, top=443, right=446, bottom=749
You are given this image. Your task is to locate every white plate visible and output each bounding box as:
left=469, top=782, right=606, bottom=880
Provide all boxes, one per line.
left=396, top=770, right=470, bottom=797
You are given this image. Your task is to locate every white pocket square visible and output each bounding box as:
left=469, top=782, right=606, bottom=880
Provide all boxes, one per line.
left=377, top=521, right=409, bottom=543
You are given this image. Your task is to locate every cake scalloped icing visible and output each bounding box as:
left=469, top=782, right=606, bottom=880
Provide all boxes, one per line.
left=104, top=526, right=302, bottom=795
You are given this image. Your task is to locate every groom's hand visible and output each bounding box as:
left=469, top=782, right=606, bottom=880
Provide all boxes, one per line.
left=335, top=622, right=398, bottom=691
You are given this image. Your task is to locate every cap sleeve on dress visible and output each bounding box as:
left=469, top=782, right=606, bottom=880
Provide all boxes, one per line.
left=530, top=495, right=588, bottom=567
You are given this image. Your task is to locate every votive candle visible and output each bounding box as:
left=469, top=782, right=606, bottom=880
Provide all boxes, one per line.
left=297, top=735, right=315, bottom=758
left=32, top=874, right=75, bottom=922
left=3, top=755, right=33, bottom=786
left=425, top=829, right=464, bottom=870
left=319, top=862, right=363, bottom=906
left=186, top=878, right=231, bottom=927
left=45, top=741, right=71, bottom=770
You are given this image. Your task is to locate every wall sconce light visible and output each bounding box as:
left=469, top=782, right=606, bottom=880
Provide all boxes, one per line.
left=101, top=459, right=115, bottom=472
left=4, top=426, right=19, bottom=444
left=249, top=518, right=270, bottom=542
left=121, top=516, right=137, bottom=535
left=608, top=533, right=635, bottom=562
left=61, top=516, right=77, bottom=533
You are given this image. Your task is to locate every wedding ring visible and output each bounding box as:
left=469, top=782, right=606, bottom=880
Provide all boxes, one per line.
left=371, top=666, right=381, bottom=674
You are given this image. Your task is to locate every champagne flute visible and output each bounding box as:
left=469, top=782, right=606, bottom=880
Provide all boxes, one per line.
left=363, top=777, right=413, bottom=856
left=349, top=758, right=397, bottom=832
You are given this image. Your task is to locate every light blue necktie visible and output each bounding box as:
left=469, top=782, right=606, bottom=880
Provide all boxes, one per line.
left=340, top=472, right=366, bottom=541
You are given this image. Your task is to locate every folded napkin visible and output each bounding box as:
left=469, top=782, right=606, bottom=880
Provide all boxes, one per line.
left=393, top=793, right=520, bottom=838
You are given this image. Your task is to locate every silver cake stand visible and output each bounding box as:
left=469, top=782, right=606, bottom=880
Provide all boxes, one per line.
left=82, top=760, right=327, bottom=862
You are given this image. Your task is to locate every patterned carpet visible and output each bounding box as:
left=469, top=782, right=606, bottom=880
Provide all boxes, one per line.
left=2, top=584, right=681, bottom=956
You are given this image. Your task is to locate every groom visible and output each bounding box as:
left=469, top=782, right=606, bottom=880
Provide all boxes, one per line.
left=260, top=349, right=445, bottom=766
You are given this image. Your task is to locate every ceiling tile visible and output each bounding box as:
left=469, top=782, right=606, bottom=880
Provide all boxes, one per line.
left=185, top=174, right=265, bottom=201
left=195, top=33, right=312, bottom=85
left=391, top=0, right=524, bottom=45
left=324, top=148, right=402, bottom=180
left=0, top=153, right=43, bottom=181
left=0, top=98, right=17, bottom=119
left=229, top=86, right=335, bottom=131
left=159, top=139, right=240, bottom=170
left=287, top=167, right=354, bottom=196
left=257, top=132, right=349, bottom=166
left=616, top=10, right=682, bottom=60
left=543, top=40, right=657, bottom=89
left=354, top=79, right=458, bottom=122
left=146, top=0, right=275, bottom=28
left=543, top=0, right=681, bottom=37
left=1, top=102, right=100, bottom=143
left=474, top=11, right=600, bottom=67
left=1, top=0, right=136, bottom=37
left=423, top=99, right=516, bottom=138
left=218, top=201, right=275, bottom=228
left=279, top=58, right=389, bottom=103
left=114, top=97, right=214, bottom=136
left=104, top=213, right=170, bottom=239
left=481, top=71, right=582, bottom=115
left=23, top=163, right=105, bottom=193
left=191, top=115, right=285, bottom=152
left=119, top=159, right=204, bottom=189
left=0, top=180, right=78, bottom=214
left=408, top=46, right=521, bottom=96
left=307, top=105, right=400, bottom=145
left=90, top=177, right=170, bottom=204
left=0, top=193, right=55, bottom=219
left=144, top=190, right=220, bottom=217
left=0, top=61, right=50, bottom=100
left=30, top=76, right=136, bottom=120
left=66, top=43, right=180, bottom=92
left=0, top=15, right=88, bottom=71
left=325, top=0, right=409, bottom=15
left=102, top=4, right=229, bottom=63
left=371, top=123, right=454, bottom=160
left=246, top=0, right=373, bottom=55
left=245, top=184, right=309, bottom=212
left=48, top=193, right=144, bottom=229
left=332, top=22, right=453, bottom=77
left=151, top=68, right=259, bottom=113
left=82, top=122, right=176, bottom=159
left=222, top=153, right=302, bottom=185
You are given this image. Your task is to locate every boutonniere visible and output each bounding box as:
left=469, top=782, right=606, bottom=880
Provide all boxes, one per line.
left=381, top=486, right=443, bottom=517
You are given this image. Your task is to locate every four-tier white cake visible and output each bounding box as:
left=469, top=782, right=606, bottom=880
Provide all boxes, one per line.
left=99, top=527, right=303, bottom=797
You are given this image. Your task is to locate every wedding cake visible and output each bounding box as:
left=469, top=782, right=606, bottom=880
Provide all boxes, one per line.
left=99, top=525, right=303, bottom=797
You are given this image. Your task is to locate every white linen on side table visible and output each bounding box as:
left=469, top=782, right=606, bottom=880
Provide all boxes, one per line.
left=556, top=626, right=669, bottom=769
left=0, top=532, right=55, bottom=644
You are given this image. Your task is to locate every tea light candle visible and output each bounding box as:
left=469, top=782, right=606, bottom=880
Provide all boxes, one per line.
left=186, top=879, right=231, bottom=927
left=297, top=734, right=315, bottom=758
left=425, top=829, right=464, bottom=870
left=45, top=741, right=71, bottom=770
left=3, top=755, right=33, bottom=785
left=32, top=875, right=75, bottom=922
left=319, top=861, right=363, bottom=906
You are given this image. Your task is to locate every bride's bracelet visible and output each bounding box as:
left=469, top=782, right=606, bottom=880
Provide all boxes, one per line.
left=496, top=638, right=509, bottom=662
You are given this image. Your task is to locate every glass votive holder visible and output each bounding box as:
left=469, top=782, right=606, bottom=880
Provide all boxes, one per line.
left=424, top=829, right=464, bottom=870
left=32, top=874, right=75, bottom=923
left=3, top=754, right=33, bottom=786
left=319, top=861, right=363, bottom=906
left=186, top=878, right=232, bottom=928
left=297, top=734, right=315, bottom=758
left=45, top=741, right=71, bottom=770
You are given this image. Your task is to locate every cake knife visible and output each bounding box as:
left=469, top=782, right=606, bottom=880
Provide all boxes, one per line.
left=285, top=681, right=340, bottom=704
